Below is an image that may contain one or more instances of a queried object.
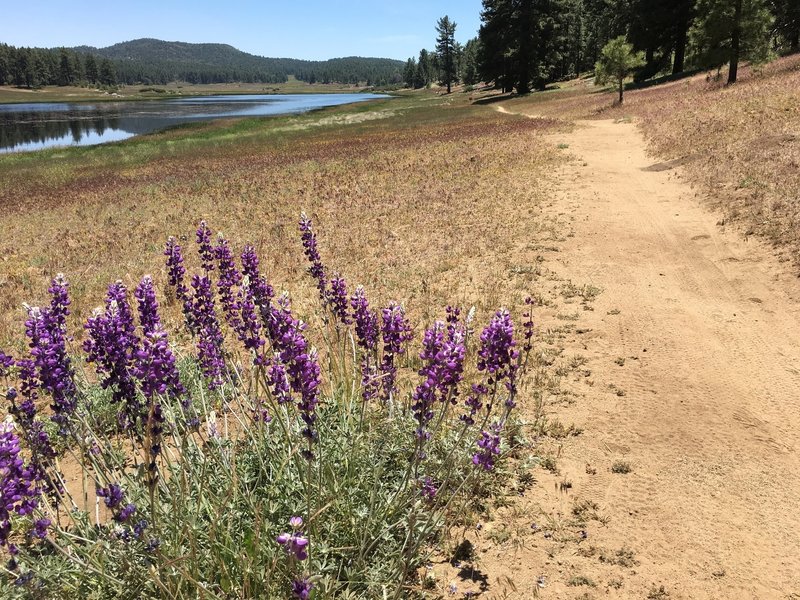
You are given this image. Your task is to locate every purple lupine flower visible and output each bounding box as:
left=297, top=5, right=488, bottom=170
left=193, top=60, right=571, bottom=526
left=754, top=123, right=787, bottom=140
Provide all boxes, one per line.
left=133, top=275, right=189, bottom=418
left=477, top=309, right=518, bottom=381
left=420, top=476, right=438, bottom=502
left=241, top=244, right=274, bottom=312
left=351, top=286, right=380, bottom=402
left=84, top=282, right=141, bottom=429
left=0, top=422, right=42, bottom=549
left=10, top=360, right=54, bottom=462
left=477, top=309, right=520, bottom=406
left=276, top=516, right=309, bottom=560
left=96, top=483, right=125, bottom=509
left=214, top=234, right=243, bottom=332
left=437, top=323, right=466, bottom=400
left=134, top=275, right=161, bottom=337
left=299, top=213, right=327, bottom=305
left=267, top=357, right=292, bottom=405
left=97, top=484, right=137, bottom=522
left=0, top=351, right=13, bottom=377
left=31, top=518, right=50, bottom=539
left=292, top=345, right=321, bottom=445
left=473, top=426, right=502, bottom=471
left=291, top=579, right=313, bottom=600
left=412, top=322, right=445, bottom=440
left=118, top=503, right=136, bottom=523
left=196, top=220, right=215, bottom=273
left=190, top=274, right=225, bottom=389
left=327, top=274, right=351, bottom=326
left=164, top=237, right=195, bottom=332
left=25, top=275, right=77, bottom=435
left=133, top=519, right=148, bottom=539
left=237, top=282, right=265, bottom=356
left=379, top=302, right=413, bottom=403
left=266, top=295, right=321, bottom=446
left=412, top=319, right=467, bottom=441
left=461, top=383, right=488, bottom=427
left=134, top=327, right=186, bottom=402
left=350, top=287, right=378, bottom=351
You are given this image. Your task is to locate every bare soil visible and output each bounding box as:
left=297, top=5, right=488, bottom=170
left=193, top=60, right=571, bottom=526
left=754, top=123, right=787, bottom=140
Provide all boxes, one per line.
left=456, top=112, right=800, bottom=598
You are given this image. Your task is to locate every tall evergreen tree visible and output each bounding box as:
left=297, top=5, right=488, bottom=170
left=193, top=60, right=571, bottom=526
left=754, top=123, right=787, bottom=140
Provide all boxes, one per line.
left=99, top=58, right=117, bottom=86
left=478, top=0, right=568, bottom=94
left=690, top=0, right=774, bottom=84
left=403, top=57, right=417, bottom=88
left=84, top=54, right=99, bottom=84
left=58, top=48, right=74, bottom=86
left=435, top=15, right=458, bottom=92
left=462, top=38, right=481, bottom=85
left=772, top=0, right=800, bottom=51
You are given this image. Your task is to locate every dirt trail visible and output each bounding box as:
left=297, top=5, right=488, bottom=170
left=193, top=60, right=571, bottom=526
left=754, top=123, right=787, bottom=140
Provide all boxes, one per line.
left=515, top=116, right=800, bottom=598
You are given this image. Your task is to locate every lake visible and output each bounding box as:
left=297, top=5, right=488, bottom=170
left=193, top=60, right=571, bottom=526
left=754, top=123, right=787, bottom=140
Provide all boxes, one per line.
left=0, top=93, right=389, bottom=153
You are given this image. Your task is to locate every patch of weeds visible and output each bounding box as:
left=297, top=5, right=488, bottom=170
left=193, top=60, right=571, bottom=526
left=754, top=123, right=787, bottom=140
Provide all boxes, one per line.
left=600, top=546, right=638, bottom=568
left=647, top=585, right=670, bottom=599
left=557, top=143, right=570, bottom=149
left=607, top=308, right=621, bottom=315
left=487, top=526, right=512, bottom=546
left=556, top=312, right=580, bottom=321
left=540, top=455, right=559, bottom=474
left=611, top=460, right=632, bottom=474
left=544, top=419, right=583, bottom=439
left=570, top=355, right=589, bottom=369
left=568, top=575, right=596, bottom=587
left=572, top=499, right=601, bottom=525
left=577, top=545, right=598, bottom=558
left=608, top=578, right=624, bottom=589
left=614, top=357, right=626, bottom=366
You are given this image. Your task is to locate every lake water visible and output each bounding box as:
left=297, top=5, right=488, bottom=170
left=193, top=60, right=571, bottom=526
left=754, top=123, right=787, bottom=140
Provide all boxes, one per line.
left=0, top=93, right=389, bottom=153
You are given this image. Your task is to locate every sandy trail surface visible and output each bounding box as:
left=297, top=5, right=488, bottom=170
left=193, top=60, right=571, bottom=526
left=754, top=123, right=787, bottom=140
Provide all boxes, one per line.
left=497, top=113, right=800, bottom=598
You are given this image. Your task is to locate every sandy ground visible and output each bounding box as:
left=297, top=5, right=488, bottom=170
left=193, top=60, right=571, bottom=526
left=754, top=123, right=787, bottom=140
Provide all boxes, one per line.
left=471, top=111, right=800, bottom=599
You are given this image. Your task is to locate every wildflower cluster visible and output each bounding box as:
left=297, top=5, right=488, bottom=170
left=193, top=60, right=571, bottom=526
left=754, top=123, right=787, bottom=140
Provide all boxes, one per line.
left=0, top=217, right=537, bottom=599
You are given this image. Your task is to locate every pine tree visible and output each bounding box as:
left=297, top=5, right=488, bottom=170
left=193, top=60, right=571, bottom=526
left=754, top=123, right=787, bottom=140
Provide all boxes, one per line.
left=690, top=0, right=774, bottom=84
left=462, top=38, right=481, bottom=85
left=435, top=15, right=458, bottom=93
left=594, top=35, right=645, bottom=103
left=58, top=48, right=73, bottom=86
left=84, top=54, right=99, bottom=84
left=403, top=58, right=417, bottom=88
left=99, top=58, right=117, bottom=86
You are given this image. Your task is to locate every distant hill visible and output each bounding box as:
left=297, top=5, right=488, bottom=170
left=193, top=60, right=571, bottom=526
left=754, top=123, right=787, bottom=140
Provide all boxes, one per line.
left=0, top=38, right=404, bottom=88
left=73, top=38, right=405, bottom=86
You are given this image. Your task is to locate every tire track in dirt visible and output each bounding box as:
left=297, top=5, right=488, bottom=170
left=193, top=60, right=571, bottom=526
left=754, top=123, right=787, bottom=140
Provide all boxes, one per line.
left=513, top=114, right=800, bottom=598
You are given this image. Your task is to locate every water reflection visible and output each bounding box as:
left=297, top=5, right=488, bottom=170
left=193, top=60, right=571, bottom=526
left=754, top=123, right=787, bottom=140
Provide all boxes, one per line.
left=0, top=94, right=387, bottom=153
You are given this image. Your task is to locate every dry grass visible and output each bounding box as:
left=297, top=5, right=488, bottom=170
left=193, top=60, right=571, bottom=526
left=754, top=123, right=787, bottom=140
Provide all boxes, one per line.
left=503, top=54, right=800, bottom=267
left=0, top=92, right=565, bottom=348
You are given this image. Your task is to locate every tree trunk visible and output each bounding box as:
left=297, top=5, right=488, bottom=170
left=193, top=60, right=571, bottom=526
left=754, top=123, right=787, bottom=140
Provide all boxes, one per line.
left=619, top=78, right=624, bottom=104
left=673, top=29, right=687, bottom=74
left=728, top=0, right=743, bottom=85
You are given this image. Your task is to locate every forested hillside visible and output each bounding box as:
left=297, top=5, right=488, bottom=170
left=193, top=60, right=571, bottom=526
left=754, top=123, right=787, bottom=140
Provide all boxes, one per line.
left=405, top=0, right=799, bottom=92
left=0, top=38, right=404, bottom=87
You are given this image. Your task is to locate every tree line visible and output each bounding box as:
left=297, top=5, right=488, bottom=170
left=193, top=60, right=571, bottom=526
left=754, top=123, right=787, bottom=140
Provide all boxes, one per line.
left=405, top=0, right=799, bottom=94
left=0, top=40, right=406, bottom=88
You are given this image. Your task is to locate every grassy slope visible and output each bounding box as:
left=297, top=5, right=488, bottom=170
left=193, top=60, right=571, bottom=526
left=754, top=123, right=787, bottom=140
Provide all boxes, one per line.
left=505, top=53, right=800, bottom=267
left=0, top=91, right=565, bottom=347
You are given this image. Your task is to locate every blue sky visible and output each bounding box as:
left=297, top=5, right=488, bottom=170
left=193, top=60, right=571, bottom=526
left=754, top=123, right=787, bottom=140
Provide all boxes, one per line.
left=5, top=1, right=484, bottom=60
